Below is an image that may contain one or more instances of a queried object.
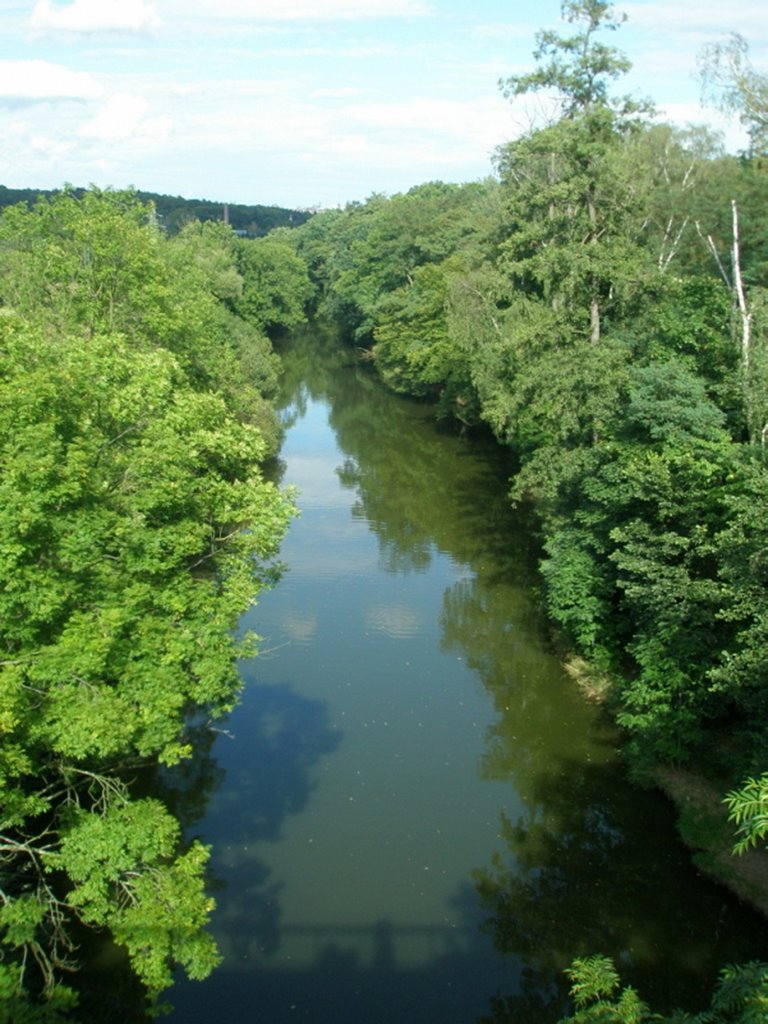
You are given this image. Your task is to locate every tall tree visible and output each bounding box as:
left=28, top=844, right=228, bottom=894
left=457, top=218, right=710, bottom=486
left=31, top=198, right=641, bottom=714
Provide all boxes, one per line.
left=497, top=0, right=651, bottom=343
left=482, top=0, right=653, bottom=496
left=499, top=0, right=637, bottom=119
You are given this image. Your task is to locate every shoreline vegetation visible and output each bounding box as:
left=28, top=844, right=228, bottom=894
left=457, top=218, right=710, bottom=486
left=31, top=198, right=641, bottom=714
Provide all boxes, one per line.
left=653, top=765, right=768, bottom=919
left=565, top=652, right=768, bottom=920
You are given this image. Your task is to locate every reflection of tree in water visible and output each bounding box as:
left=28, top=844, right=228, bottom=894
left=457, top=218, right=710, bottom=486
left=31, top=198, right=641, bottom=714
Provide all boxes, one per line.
left=329, top=375, right=532, bottom=580
left=70, top=930, right=152, bottom=1024
left=275, top=328, right=537, bottom=585
left=471, top=757, right=768, bottom=1023
left=170, top=874, right=517, bottom=1024
left=253, top=333, right=768, bottom=1024
left=219, top=680, right=343, bottom=841
left=138, top=718, right=227, bottom=834
left=77, top=685, right=342, bottom=1022
left=440, top=573, right=616, bottom=804
left=194, top=682, right=342, bottom=969
left=437, top=574, right=768, bottom=1022
left=273, top=324, right=352, bottom=415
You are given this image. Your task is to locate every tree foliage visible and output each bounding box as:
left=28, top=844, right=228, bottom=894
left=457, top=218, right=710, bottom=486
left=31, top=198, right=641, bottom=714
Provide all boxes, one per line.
left=499, top=1, right=638, bottom=119
left=558, top=956, right=768, bottom=1023
left=699, top=33, right=768, bottom=159
left=725, top=774, right=768, bottom=854
left=0, top=190, right=301, bottom=1017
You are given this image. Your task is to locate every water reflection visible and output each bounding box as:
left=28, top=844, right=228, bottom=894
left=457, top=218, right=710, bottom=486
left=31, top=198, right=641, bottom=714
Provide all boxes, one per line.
left=170, top=879, right=514, bottom=1024
left=213, top=682, right=343, bottom=841
left=472, top=755, right=768, bottom=1022
left=283, top=332, right=767, bottom=1019
left=165, top=329, right=767, bottom=1024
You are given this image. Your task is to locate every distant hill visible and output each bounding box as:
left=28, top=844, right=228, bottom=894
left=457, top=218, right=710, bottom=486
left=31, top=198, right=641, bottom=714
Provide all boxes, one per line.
left=0, top=185, right=312, bottom=237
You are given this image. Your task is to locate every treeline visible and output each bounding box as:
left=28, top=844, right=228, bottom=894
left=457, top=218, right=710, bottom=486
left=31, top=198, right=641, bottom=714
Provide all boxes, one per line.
left=292, top=3, right=768, bottom=1019
left=0, top=184, right=312, bottom=237
left=293, top=4, right=768, bottom=787
left=0, top=188, right=313, bottom=1019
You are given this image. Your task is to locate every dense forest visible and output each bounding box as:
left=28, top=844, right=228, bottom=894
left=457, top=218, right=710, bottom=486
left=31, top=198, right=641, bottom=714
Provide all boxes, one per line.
left=0, top=185, right=312, bottom=238
left=1, top=0, right=768, bottom=1020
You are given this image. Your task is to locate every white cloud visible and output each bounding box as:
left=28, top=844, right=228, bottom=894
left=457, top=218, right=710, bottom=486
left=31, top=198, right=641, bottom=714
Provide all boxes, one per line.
left=0, top=120, right=81, bottom=183
left=620, top=0, right=766, bottom=33
left=0, top=59, right=102, bottom=100
left=79, top=93, right=171, bottom=141
left=29, top=0, right=160, bottom=34
left=365, top=603, right=421, bottom=639
left=167, top=0, right=431, bottom=21
left=310, top=86, right=360, bottom=98
left=345, top=97, right=511, bottom=147
left=657, top=100, right=749, bottom=150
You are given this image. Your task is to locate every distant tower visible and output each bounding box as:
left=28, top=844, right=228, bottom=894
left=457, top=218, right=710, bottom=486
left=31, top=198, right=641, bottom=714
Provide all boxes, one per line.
left=223, top=203, right=229, bottom=225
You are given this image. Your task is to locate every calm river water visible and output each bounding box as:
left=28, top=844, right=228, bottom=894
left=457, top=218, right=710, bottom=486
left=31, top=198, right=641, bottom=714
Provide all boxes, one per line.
left=163, top=328, right=767, bottom=1023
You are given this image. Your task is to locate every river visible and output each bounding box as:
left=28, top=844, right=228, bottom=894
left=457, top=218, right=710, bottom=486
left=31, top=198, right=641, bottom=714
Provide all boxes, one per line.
left=162, top=327, right=767, bottom=1023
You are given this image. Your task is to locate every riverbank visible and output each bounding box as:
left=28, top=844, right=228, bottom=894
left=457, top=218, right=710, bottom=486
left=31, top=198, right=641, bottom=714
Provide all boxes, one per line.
left=566, top=652, right=768, bottom=919
left=652, top=765, right=768, bottom=919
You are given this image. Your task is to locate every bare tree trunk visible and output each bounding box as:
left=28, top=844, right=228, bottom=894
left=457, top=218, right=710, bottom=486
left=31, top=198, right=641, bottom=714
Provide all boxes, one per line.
left=731, top=199, right=752, bottom=374
left=698, top=201, right=757, bottom=441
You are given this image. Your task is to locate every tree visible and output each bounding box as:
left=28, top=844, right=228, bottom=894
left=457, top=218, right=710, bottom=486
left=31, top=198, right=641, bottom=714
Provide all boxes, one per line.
left=297, top=182, right=496, bottom=344
left=234, top=232, right=314, bottom=334
left=699, top=34, right=768, bottom=159
left=371, top=253, right=486, bottom=422
left=0, top=190, right=287, bottom=452
left=0, top=188, right=173, bottom=343
left=499, top=0, right=639, bottom=120
left=538, top=360, right=745, bottom=762
left=0, top=315, right=293, bottom=1010
left=486, top=0, right=654, bottom=503
left=725, top=775, right=768, bottom=854
left=558, top=955, right=768, bottom=1023
left=624, top=123, right=725, bottom=276
left=166, top=219, right=284, bottom=448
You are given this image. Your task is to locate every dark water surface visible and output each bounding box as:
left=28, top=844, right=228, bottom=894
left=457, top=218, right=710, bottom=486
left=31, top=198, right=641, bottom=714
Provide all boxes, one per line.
left=164, top=330, right=767, bottom=1023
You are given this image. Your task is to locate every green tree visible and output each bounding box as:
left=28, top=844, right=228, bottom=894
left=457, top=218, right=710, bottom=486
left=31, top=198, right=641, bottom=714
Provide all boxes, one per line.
left=558, top=956, right=768, bottom=1023
left=299, top=181, right=497, bottom=344
left=484, top=0, right=655, bottom=508
left=496, top=0, right=652, bottom=346
left=0, top=188, right=173, bottom=343
left=0, top=315, right=294, bottom=1012
left=539, top=361, right=745, bottom=761
left=166, top=219, right=284, bottom=448
left=0, top=191, right=288, bottom=453
left=499, top=0, right=639, bottom=118
left=234, top=232, right=314, bottom=334
left=371, top=254, right=484, bottom=422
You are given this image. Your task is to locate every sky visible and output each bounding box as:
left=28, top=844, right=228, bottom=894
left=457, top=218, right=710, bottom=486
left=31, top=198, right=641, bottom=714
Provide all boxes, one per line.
left=0, top=0, right=765, bottom=210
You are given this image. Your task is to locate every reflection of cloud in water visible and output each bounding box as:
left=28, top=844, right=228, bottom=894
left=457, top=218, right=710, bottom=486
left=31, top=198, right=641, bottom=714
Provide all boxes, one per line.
left=281, top=610, right=318, bottom=644
left=365, top=602, right=421, bottom=639
left=284, top=455, right=351, bottom=508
